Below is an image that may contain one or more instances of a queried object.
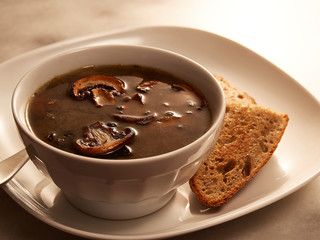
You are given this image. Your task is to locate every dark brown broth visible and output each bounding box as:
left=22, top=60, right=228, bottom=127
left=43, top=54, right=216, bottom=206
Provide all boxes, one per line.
left=26, top=65, right=212, bottom=159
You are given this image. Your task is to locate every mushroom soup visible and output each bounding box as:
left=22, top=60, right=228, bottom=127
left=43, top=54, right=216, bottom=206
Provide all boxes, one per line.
left=26, top=65, right=212, bottom=159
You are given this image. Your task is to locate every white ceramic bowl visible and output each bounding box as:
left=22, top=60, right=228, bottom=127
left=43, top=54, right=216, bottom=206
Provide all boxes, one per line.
left=12, top=45, right=225, bottom=219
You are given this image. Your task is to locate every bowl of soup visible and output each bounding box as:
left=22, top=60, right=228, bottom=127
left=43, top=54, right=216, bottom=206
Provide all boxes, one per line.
left=12, top=45, right=225, bottom=219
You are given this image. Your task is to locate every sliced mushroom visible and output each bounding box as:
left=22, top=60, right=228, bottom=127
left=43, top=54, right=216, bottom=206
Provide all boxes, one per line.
left=75, top=121, right=135, bottom=156
left=72, top=75, right=125, bottom=106
left=91, top=88, right=115, bottom=106
left=131, top=93, right=145, bottom=104
left=113, top=113, right=156, bottom=125
left=136, top=80, right=161, bottom=92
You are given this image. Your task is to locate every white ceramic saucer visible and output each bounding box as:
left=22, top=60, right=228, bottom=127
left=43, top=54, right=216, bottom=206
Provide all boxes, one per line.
left=1, top=26, right=319, bottom=240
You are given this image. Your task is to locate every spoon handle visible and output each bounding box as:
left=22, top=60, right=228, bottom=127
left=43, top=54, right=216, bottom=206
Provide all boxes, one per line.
left=0, top=148, right=29, bottom=185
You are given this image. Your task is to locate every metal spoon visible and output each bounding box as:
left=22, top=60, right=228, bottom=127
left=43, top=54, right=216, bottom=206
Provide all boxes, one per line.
left=0, top=148, right=29, bottom=185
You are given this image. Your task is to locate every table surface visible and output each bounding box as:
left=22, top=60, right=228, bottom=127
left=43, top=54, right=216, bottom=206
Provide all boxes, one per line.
left=0, top=1, right=319, bottom=239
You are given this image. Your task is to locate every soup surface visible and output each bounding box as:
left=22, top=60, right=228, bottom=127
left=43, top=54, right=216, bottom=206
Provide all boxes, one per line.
left=27, top=65, right=212, bottom=159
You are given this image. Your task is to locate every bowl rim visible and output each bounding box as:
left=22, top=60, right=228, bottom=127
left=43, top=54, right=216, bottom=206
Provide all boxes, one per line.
left=12, top=44, right=226, bottom=166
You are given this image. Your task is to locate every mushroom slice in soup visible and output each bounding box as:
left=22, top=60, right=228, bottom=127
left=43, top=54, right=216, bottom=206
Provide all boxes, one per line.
left=136, top=80, right=163, bottom=92
left=75, top=121, right=135, bottom=156
left=91, top=88, right=115, bottom=106
left=72, top=75, right=125, bottom=106
left=113, top=113, right=156, bottom=125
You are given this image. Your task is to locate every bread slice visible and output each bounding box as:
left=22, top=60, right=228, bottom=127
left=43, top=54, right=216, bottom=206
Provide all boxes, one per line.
left=189, top=77, right=289, bottom=207
left=214, top=74, right=256, bottom=105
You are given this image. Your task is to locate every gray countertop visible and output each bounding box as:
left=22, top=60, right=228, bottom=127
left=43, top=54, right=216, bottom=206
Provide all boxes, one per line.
left=1, top=1, right=319, bottom=239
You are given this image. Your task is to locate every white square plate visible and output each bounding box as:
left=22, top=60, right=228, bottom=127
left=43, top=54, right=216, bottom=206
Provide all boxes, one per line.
left=1, top=26, right=319, bottom=240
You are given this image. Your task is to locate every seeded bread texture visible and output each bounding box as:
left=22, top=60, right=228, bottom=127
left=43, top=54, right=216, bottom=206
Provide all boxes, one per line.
left=189, top=76, right=289, bottom=207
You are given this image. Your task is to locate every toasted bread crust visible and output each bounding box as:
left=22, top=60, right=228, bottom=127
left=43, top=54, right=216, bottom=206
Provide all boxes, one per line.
left=214, top=74, right=256, bottom=105
left=189, top=76, right=289, bottom=207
